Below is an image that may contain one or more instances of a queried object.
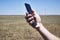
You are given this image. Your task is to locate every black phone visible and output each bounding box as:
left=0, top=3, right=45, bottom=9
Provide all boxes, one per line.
left=25, top=3, right=32, bottom=14
left=25, top=3, right=37, bottom=27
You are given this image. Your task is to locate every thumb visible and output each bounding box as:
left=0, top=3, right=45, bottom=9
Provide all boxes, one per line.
left=32, top=9, right=36, bottom=15
left=32, top=10, right=41, bottom=23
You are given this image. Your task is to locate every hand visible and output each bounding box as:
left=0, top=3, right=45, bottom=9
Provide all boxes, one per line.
left=25, top=10, right=41, bottom=28
left=25, top=10, right=60, bottom=40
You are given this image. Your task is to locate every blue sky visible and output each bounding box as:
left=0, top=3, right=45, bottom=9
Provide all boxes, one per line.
left=0, top=0, right=60, bottom=15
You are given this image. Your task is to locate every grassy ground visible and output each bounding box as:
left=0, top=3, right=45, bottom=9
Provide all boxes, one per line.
left=0, top=15, right=60, bottom=40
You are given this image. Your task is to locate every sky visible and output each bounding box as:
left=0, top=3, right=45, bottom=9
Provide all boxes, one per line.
left=0, top=0, right=60, bottom=15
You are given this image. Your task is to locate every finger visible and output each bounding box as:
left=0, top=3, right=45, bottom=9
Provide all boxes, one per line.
left=25, top=12, right=28, bottom=19
left=26, top=14, right=32, bottom=19
left=29, top=20, right=35, bottom=25
left=27, top=14, right=32, bottom=17
left=25, top=12, right=29, bottom=19
left=32, top=10, right=35, bottom=15
left=26, top=12, right=29, bottom=16
left=32, top=9, right=36, bottom=15
left=28, top=16, right=34, bottom=22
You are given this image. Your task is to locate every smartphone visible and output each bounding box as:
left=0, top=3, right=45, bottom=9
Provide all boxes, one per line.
left=25, top=3, right=37, bottom=27
left=25, top=3, right=32, bottom=14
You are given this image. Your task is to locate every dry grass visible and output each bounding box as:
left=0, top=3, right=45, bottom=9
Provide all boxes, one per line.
left=0, top=15, right=60, bottom=40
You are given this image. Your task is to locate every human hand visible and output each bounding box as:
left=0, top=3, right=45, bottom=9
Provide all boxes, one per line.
left=25, top=10, right=41, bottom=28
left=25, top=10, right=60, bottom=40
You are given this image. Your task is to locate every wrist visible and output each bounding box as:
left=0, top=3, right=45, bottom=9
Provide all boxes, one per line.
left=35, top=22, right=43, bottom=28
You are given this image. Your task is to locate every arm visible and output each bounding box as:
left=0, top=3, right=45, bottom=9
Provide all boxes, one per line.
left=25, top=10, right=60, bottom=40
left=36, top=23, right=60, bottom=40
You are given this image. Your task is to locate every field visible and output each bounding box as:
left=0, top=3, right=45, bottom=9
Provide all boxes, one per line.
left=0, top=15, right=60, bottom=40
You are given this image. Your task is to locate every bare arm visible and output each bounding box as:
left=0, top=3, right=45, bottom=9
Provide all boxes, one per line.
left=36, top=23, right=60, bottom=40
left=25, top=10, right=60, bottom=40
